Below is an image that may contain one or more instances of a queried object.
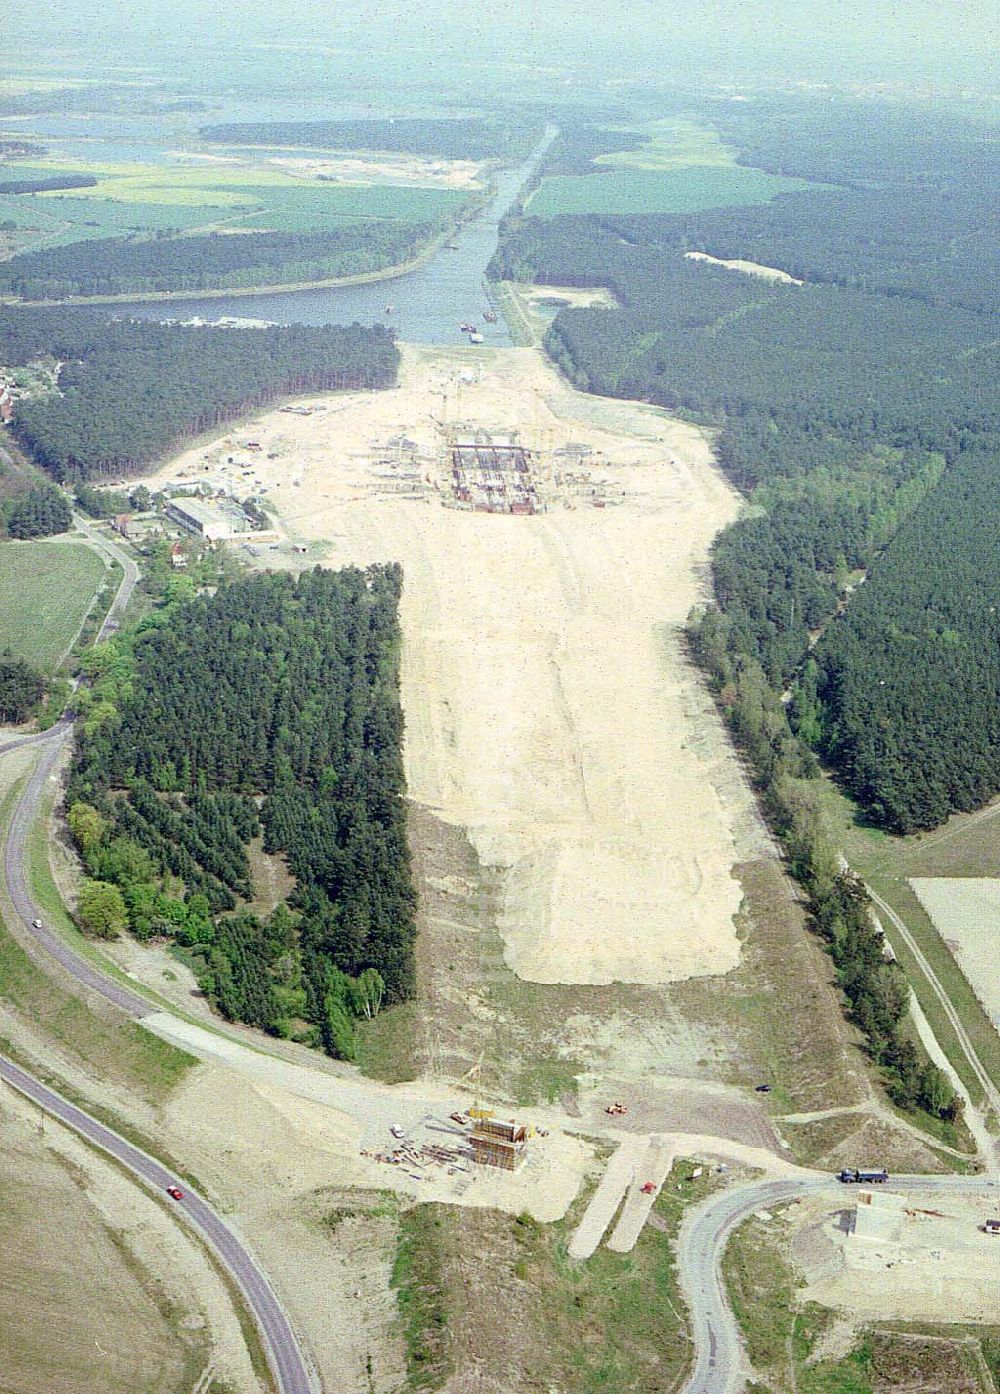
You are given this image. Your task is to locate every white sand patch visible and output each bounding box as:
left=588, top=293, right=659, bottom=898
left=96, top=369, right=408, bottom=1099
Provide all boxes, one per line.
left=271, top=154, right=484, bottom=189
left=514, top=283, right=619, bottom=309
left=910, top=878, right=1000, bottom=1028
left=685, top=250, right=803, bottom=285
left=144, top=344, right=760, bottom=988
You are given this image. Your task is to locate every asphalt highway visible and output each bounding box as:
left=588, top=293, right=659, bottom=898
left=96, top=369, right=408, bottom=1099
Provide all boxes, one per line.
left=0, top=1054, right=315, bottom=1394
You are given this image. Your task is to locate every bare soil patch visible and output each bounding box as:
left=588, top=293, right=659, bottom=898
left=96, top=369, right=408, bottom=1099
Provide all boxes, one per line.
left=272, top=153, right=485, bottom=189
left=792, top=1185, right=1000, bottom=1324
left=684, top=250, right=803, bottom=284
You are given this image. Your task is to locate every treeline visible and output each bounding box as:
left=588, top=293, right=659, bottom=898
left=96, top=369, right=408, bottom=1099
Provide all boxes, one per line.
left=0, top=653, right=45, bottom=724
left=816, top=447, right=1000, bottom=831
left=689, top=611, right=960, bottom=1125
left=0, top=309, right=398, bottom=479
left=200, top=117, right=542, bottom=161
left=0, top=141, right=47, bottom=158
left=0, top=221, right=437, bottom=301
left=492, top=92, right=1000, bottom=830
left=1, top=482, right=72, bottom=538
left=537, top=125, right=645, bottom=176
left=0, top=173, right=97, bottom=195
left=67, top=566, right=416, bottom=1055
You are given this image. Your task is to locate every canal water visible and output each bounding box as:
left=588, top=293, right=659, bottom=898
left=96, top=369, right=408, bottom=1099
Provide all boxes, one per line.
left=113, top=128, right=555, bottom=345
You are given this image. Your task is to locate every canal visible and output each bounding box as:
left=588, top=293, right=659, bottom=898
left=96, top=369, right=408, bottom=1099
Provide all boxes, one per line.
left=115, top=128, right=555, bottom=345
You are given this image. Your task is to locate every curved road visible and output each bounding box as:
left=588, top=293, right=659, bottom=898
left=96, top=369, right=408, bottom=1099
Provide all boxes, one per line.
left=0, top=1054, right=314, bottom=1394
left=0, top=524, right=315, bottom=1394
left=679, top=1169, right=999, bottom=1394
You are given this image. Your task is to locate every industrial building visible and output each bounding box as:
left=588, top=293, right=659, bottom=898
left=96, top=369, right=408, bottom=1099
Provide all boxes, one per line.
left=165, top=496, right=264, bottom=542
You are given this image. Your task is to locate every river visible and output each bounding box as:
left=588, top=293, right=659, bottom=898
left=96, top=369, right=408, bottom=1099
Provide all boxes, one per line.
left=113, top=128, right=555, bottom=345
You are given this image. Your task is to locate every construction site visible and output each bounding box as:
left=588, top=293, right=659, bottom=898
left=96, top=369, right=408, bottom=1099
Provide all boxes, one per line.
left=449, top=432, right=539, bottom=514
left=362, top=1106, right=534, bottom=1193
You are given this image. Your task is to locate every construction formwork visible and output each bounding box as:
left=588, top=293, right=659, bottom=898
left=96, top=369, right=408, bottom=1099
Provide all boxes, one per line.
left=468, top=1118, right=528, bottom=1170
left=449, top=431, right=539, bottom=515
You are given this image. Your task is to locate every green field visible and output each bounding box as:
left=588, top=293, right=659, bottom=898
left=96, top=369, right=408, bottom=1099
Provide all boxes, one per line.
left=0, top=541, right=105, bottom=668
left=596, top=117, right=736, bottom=171
left=527, top=165, right=817, bottom=217
left=0, top=156, right=472, bottom=256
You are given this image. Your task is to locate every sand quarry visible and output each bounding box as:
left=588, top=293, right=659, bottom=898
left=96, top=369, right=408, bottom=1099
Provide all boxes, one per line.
left=152, top=343, right=757, bottom=988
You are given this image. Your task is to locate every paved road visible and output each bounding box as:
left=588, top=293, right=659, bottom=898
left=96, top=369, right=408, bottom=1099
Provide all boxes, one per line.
left=71, top=515, right=142, bottom=641
left=0, top=527, right=315, bottom=1394
left=0, top=1054, right=315, bottom=1394
left=678, top=1170, right=999, bottom=1394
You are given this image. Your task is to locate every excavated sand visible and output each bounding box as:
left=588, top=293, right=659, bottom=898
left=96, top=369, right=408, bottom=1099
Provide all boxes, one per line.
left=684, top=250, right=804, bottom=284
left=149, top=343, right=757, bottom=987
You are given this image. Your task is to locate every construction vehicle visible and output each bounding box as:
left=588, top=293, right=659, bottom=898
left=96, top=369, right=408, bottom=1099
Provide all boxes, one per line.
left=982, top=1219, right=1000, bottom=1235
left=640, top=1181, right=657, bottom=1195
left=604, top=1101, right=628, bottom=1116
left=838, top=1167, right=889, bottom=1184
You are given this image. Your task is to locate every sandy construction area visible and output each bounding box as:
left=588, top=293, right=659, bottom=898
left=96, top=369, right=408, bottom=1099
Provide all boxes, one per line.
left=272, top=153, right=484, bottom=189
left=910, top=878, right=1000, bottom=1028
left=150, top=343, right=757, bottom=987
left=684, top=250, right=803, bottom=285
left=791, top=1186, right=1000, bottom=1323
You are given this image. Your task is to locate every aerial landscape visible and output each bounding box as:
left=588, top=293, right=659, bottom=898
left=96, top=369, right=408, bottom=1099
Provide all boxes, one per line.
left=1, top=1, right=999, bottom=1392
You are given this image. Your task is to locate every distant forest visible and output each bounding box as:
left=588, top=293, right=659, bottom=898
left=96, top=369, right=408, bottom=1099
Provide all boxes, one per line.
left=68, top=566, right=415, bottom=1054
left=0, top=221, right=438, bottom=300
left=0, top=173, right=97, bottom=195
left=0, top=308, right=399, bottom=479
left=494, top=98, right=1000, bottom=832
left=200, top=116, right=542, bottom=161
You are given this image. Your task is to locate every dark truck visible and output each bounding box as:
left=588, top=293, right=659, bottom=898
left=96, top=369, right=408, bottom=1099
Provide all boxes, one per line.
left=838, top=1167, right=889, bottom=1184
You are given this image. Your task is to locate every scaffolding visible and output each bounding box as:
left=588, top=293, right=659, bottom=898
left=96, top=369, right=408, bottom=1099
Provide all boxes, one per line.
left=468, top=1117, right=529, bottom=1170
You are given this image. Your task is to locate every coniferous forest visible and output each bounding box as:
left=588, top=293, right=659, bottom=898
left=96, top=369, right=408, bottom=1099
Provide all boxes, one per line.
left=0, top=309, right=398, bottom=479
left=0, top=221, right=437, bottom=301
left=494, top=95, right=1000, bottom=833
left=67, top=567, right=415, bottom=1056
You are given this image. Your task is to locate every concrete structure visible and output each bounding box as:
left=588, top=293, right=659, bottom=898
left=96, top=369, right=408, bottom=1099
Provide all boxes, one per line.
left=851, top=1188, right=907, bottom=1241
left=468, top=1117, right=528, bottom=1170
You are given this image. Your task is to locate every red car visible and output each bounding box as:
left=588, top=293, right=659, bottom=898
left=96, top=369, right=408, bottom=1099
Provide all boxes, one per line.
left=166, top=1185, right=185, bottom=1200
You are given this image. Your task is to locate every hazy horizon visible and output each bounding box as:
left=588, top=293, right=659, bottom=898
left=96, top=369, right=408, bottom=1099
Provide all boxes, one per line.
left=4, top=0, right=998, bottom=93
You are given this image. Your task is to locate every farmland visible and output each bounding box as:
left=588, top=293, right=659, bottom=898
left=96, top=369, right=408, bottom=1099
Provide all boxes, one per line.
left=594, top=116, right=737, bottom=171
left=0, top=157, right=472, bottom=257
left=0, top=540, right=105, bottom=668
left=526, top=165, right=818, bottom=217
